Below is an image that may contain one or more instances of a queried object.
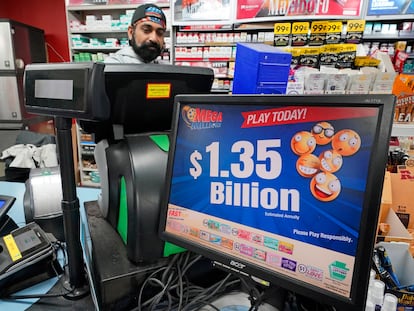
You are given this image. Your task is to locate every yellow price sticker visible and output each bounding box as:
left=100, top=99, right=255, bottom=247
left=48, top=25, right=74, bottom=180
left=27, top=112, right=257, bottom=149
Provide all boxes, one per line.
left=146, top=83, right=171, bottom=99
left=3, top=234, right=22, bottom=261
left=323, top=44, right=341, bottom=53
left=274, top=22, right=291, bottom=35
left=291, top=22, right=309, bottom=35
left=326, top=21, right=343, bottom=33
left=304, top=47, right=320, bottom=55
left=346, top=20, right=365, bottom=33
left=290, top=47, right=304, bottom=57
left=311, top=21, right=328, bottom=34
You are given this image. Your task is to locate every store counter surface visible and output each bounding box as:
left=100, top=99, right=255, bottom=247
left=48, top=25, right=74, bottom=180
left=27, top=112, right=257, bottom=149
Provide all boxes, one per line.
left=0, top=181, right=101, bottom=310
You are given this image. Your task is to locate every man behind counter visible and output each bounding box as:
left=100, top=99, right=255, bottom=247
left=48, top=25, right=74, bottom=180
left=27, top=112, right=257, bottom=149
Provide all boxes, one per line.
left=90, top=3, right=168, bottom=218
left=105, top=3, right=167, bottom=63
left=86, top=3, right=167, bottom=140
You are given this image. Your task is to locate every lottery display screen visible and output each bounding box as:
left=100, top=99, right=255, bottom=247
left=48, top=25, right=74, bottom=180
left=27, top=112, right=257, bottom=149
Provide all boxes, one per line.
left=160, top=94, right=395, bottom=311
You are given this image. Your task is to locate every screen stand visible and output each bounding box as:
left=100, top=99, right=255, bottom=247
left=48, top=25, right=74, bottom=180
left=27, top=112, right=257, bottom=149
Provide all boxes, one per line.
left=55, top=117, right=89, bottom=299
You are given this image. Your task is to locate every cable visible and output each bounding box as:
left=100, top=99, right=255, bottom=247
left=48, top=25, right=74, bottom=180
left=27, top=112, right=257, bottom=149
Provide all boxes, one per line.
left=131, top=251, right=243, bottom=311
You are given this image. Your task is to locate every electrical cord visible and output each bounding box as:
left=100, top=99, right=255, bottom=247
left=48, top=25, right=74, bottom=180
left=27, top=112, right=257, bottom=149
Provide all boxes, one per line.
left=131, top=251, right=242, bottom=311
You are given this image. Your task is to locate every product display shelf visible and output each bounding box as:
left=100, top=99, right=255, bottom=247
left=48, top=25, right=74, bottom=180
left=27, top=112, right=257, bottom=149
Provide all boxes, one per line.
left=391, top=123, right=414, bottom=137
left=171, top=14, right=414, bottom=86
left=363, top=18, right=414, bottom=42
left=66, top=2, right=170, bottom=62
left=172, top=23, right=277, bottom=93
left=76, top=123, right=100, bottom=188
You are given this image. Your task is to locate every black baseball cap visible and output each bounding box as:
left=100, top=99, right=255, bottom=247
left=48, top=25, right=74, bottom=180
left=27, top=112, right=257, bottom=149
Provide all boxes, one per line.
left=131, top=4, right=167, bottom=29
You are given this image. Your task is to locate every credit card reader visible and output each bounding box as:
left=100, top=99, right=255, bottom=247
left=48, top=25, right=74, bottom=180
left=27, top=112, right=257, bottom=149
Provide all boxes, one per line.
left=0, top=222, right=62, bottom=297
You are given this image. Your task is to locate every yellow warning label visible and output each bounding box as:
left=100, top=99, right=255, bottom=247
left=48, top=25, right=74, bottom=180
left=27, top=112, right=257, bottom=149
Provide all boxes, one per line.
left=3, top=234, right=22, bottom=261
left=146, top=83, right=171, bottom=99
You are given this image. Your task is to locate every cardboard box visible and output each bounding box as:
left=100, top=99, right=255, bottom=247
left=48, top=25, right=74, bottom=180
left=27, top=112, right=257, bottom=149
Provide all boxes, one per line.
left=390, top=169, right=414, bottom=230
left=377, top=169, right=414, bottom=255
left=379, top=171, right=392, bottom=224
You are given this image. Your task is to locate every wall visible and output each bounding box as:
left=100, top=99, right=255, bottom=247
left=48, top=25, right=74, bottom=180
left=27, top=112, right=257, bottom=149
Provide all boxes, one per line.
left=0, top=0, right=70, bottom=62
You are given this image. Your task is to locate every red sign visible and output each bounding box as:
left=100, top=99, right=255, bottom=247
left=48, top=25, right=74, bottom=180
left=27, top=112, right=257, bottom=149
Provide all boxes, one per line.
left=236, top=0, right=362, bottom=21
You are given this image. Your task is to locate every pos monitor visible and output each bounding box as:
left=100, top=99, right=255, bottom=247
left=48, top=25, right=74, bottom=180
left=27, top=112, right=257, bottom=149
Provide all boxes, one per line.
left=159, top=94, right=396, bottom=310
left=85, top=63, right=215, bottom=140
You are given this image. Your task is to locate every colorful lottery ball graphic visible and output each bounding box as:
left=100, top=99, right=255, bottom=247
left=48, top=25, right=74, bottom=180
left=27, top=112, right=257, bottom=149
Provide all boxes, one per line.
left=181, top=105, right=196, bottom=126
left=319, top=149, right=343, bottom=173
left=311, top=122, right=335, bottom=145
left=296, top=154, right=320, bottom=178
left=310, top=172, right=341, bottom=202
left=331, top=129, right=361, bottom=156
left=291, top=131, right=317, bottom=155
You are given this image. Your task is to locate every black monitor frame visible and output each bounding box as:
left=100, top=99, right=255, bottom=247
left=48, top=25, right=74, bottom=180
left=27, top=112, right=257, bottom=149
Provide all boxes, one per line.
left=24, top=62, right=109, bottom=120
left=0, top=195, right=16, bottom=225
left=159, top=94, right=396, bottom=310
left=103, top=63, right=215, bottom=135
left=79, top=63, right=214, bottom=141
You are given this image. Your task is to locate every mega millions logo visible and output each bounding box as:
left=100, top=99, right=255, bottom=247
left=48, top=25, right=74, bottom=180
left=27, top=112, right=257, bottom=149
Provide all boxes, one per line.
left=181, top=105, right=223, bottom=130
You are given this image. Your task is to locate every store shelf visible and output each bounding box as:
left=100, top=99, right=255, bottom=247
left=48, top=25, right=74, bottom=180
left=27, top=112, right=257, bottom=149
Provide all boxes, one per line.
left=175, top=57, right=234, bottom=62
left=66, top=2, right=170, bottom=62
left=172, top=26, right=275, bottom=93
left=76, top=123, right=100, bottom=188
left=363, top=33, right=414, bottom=40
left=175, top=42, right=236, bottom=47
left=365, top=14, right=414, bottom=21
left=71, top=29, right=127, bottom=34
left=71, top=46, right=122, bottom=51
left=391, top=123, right=414, bottom=137
left=67, top=3, right=169, bottom=11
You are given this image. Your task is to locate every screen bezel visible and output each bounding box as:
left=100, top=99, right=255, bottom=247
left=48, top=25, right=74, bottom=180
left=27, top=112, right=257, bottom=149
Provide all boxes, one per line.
left=0, top=195, right=16, bottom=222
left=159, top=94, right=395, bottom=310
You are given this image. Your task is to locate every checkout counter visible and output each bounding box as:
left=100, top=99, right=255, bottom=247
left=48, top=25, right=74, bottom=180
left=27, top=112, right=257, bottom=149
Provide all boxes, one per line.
left=0, top=62, right=218, bottom=310
left=0, top=180, right=101, bottom=310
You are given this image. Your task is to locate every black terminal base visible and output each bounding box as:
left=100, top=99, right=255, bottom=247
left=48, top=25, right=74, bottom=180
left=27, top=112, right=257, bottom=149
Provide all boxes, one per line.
left=84, top=201, right=169, bottom=311
left=61, top=266, right=90, bottom=300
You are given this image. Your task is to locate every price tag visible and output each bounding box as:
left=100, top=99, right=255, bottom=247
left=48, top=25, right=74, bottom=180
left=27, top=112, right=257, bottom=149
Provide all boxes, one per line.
left=345, top=20, right=365, bottom=43
left=310, top=21, right=327, bottom=46
left=310, top=21, right=327, bottom=34
left=346, top=20, right=365, bottom=33
left=274, top=22, right=291, bottom=35
left=292, top=22, right=309, bottom=35
left=326, top=21, right=343, bottom=33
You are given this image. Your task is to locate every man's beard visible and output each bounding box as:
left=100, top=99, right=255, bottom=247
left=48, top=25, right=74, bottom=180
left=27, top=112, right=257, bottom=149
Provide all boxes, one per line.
left=130, top=37, right=162, bottom=63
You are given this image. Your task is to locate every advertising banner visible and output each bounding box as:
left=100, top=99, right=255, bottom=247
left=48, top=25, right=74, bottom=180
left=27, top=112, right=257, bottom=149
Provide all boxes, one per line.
left=172, top=0, right=234, bottom=24
left=165, top=102, right=380, bottom=297
left=236, top=0, right=362, bottom=21
left=366, top=0, right=414, bottom=15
